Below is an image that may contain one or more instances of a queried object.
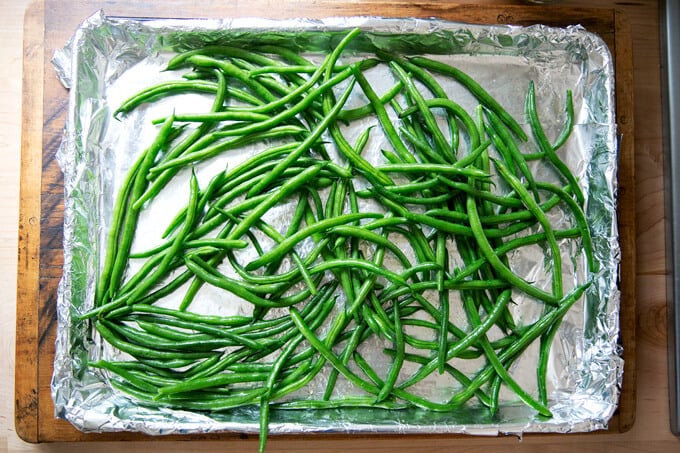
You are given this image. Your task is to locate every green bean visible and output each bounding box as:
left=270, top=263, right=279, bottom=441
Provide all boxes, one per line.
left=244, top=212, right=382, bottom=271
left=466, top=194, right=558, bottom=305
left=95, top=321, right=217, bottom=361
left=409, top=56, right=527, bottom=141
left=377, top=198, right=471, bottom=237
left=289, top=308, right=381, bottom=396
left=390, top=61, right=453, bottom=161
left=124, top=170, right=200, bottom=305
left=400, top=98, right=481, bottom=151
left=249, top=64, right=321, bottom=75
left=229, top=239, right=329, bottom=287
left=122, top=368, right=188, bottom=388
left=158, top=370, right=271, bottom=395
left=230, top=58, right=298, bottom=99
left=245, top=78, right=356, bottom=197
left=382, top=350, right=492, bottom=408
left=375, top=298, right=404, bottom=402
left=435, top=232, right=449, bottom=374
left=445, top=283, right=590, bottom=407
left=132, top=315, right=255, bottom=344
left=377, top=163, right=489, bottom=179
left=228, top=288, right=331, bottom=339
left=325, top=93, right=394, bottom=187
left=93, top=360, right=183, bottom=379
left=130, top=304, right=252, bottom=326
left=189, top=284, right=338, bottom=381
left=435, top=176, right=522, bottom=209
left=484, top=107, right=539, bottom=201
left=323, top=324, right=367, bottom=401
left=101, top=115, right=176, bottom=304
left=165, top=110, right=271, bottom=123
left=117, top=252, right=177, bottom=295
left=187, top=55, right=279, bottom=103
left=101, top=319, right=248, bottom=352
left=168, top=45, right=289, bottom=71
left=262, top=193, right=310, bottom=274
left=398, top=126, right=448, bottom=165
left=260, top=334, right=305, bottom=453
left=134, top=318, right=268, bottom=351
left=329, top=225, right=413, bottom=269
left=484, top=121, right=517, bottom=175
left=134, top=319, right=214, bottom=342
left=346, top=242, right=388, bottom=320
left=526, top=81, right=584, bottom=205
left=398, top=289, right=511, bottom=389
left=552, top=89, right=574, bottom=150
left=380, top=149, right=404, bottom=164
left=494, top=158, right=563, bottom=299
left=229, top=32, right=360, bottom=121
left=296, top=258, right=411, bottom=288
left=90, top=360, right=160, bottom=393
left=337, top=81, right=403, bottom=122
left=266, top=323, right=346, bottom=400
left=136, top=357, right=198, bottom=370
left=535, top=182, right=597, bottom=273
left=250, top=218, right=319, bottom=296
left=450, top=228, right=581, bottom=285
left=132, top=69, right=230, bottom=209
left=353, top=68, right=416, bottom=163
left=384, top=54, right=461, bottom=155
left=114, top=80, right=221, bottom=116
left=391, top=291, right=472, bottom=346
left=379, top=178, right=441, bottom=195
left=327, top=179, right=357, bottom=305
left=462, top=293, right=551, bottom=417
left=379, top=278, right=507, bottom=306
left=95, top=146, right=145, bottom=303
left=353, top=126, right=374, bottom=155
left=392, top=321, right=483, bottom=358
left=227, top=164, right=324, bottom=240
left=489, top=373, right=502, bottom=416
left=163, top=388, right=267, bottom=411
left=537, top=312, right=564, bottom=406
left=252, top=29, right=363, bottom=116
left=185, top=256, right=316, bottom=308
left=423, top=191, right=561, bottom=226
left=258, top=45, right=315, bottom=65
left=358, top=183, right=455, bottom=206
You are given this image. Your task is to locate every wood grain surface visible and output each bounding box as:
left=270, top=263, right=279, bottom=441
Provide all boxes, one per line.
left=5, top=0, right=677, bottom=452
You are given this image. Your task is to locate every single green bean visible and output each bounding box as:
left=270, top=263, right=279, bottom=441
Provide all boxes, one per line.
left=494, top=158, right=563, bottom=299
left=526, top=81, right=584, bottom=205
left=244, top=212, right=382, bottom=271
left=409, top=56, right=527, bottom=141
left=466, top=194, right=558, bottom=305
left=390, top=61, right=453, bottom=161
left=353, top=68, right=416, bottom=163
left=462, top=293, right=551, bottom=417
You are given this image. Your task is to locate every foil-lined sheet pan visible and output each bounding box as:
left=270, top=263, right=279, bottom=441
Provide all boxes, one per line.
left=52, top=11, right=622, bottom=436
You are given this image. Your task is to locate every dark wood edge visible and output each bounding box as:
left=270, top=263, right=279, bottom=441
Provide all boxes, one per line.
left=20, top=1, right=632, bottom=441
left=15, top=0, right=46, bottom=443
left=612, top=8, right=636, bottom=433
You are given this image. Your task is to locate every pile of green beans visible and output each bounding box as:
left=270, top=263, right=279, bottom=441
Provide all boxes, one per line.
left=85, top=28, right=596, bottom=450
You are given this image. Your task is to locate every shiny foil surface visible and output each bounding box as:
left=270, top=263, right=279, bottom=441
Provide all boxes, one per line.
left=52, top=11, right=621, bottom=436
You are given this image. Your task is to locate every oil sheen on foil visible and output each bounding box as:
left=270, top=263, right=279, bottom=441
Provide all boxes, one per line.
left=52, top=11, right=621, bottom=436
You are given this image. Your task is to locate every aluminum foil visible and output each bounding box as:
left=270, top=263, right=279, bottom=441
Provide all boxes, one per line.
left=52, top=11, right=622, bottom=437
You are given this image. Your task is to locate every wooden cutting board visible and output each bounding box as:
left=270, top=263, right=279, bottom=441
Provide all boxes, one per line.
left=15, top=0, right=636, bottom=443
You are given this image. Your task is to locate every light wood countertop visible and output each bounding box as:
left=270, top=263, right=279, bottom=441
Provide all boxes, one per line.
left=3, top=0, right=678, bottom=451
